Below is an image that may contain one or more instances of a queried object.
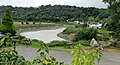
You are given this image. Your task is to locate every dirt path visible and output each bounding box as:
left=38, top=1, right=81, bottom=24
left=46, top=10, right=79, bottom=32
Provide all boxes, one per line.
left=17, top=46, right=120, bottom=65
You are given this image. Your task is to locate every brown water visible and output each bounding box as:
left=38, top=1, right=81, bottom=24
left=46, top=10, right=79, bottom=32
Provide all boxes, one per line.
left=20, top=28, right=66, bottom=43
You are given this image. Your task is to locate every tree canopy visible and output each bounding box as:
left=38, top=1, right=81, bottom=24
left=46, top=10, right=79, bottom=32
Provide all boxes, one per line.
left=103, top=0, right=120, bottom=40
left=0, top=5, right=109, bottom=22
left=0, top=9, right=16, bottom=35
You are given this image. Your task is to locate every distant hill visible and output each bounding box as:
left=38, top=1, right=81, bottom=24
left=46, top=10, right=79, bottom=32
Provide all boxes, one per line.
left=0, top=5, right=109, bottom=22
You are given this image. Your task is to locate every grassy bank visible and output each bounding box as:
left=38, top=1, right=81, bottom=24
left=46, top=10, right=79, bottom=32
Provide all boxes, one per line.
left=18, top=39, right=71, bottom=51
left=14, top=22, right=64, bottom=33
left=58, top=23, right=115, bottom=48
left=18, top=39, right=45, bottom=48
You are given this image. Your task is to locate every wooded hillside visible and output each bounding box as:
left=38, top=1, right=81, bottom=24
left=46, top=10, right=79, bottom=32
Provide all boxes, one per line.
left=0, top=5, right=109, bottom=22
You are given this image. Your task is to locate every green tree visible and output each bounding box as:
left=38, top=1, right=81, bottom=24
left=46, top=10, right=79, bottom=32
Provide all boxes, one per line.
left=70, top=44, right=102, bottom=65
left=103, top=0, right=120, bottom=40
left=73, top=28, right=97, bottom=42
left=80, top=13, right=87, bottom=22
left=88, top=16, right=95, bottom=21
left=0, top=9, right=16, bottom=35
left=102, top=18, right=112, bottom=27
left=0, top=5, right=106, bottom=22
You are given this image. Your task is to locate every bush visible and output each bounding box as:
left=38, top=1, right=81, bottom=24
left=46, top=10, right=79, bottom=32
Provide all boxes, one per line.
left=80, top=23, right=88, bottom=28
left=73, top=28, right=97, bottom=42
left=62, top=27, right=78, bottom=34
left=33, top=22, right=35, bottom=24
left=26, top=22, right=29, bottom=24
left=73, top=40, right=90, bottom=46
left=0, top=26, right=16, bottom=35
left=21, top=22, right=24, bottom=24
left=32, top=39, right=42, bottom=42
left=70, top=44, right=102, bottom=65
left=75, top=23, right=88, bottom=28
left=47, top=40, right=68, bottom=47
left=0, top=35, right=101, bottom=65
left=0, top=9, right=16, bottom=35
left=18, top=39, right=45, bottom=48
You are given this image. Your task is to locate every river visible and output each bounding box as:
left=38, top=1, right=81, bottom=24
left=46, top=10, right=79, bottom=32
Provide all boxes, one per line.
left=19, top=27, right=120, bottom=65
left=20, top=28, right=66, bottom=43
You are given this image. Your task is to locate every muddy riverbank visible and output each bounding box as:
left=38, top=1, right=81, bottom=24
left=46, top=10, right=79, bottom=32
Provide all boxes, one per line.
left=18, top=25, right=66, bottom=33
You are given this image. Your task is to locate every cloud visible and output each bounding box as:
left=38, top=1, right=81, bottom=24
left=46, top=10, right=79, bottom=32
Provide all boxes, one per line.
left=0, top=0, right=107, bottom=8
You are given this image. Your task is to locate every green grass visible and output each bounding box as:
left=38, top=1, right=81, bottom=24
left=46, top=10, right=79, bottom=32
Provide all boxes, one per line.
left=15, top=23, right=57, bottom=30
left=13, top=21, right=62, bottom=31
left=18, top=39, right=91, bottom=52
left=49, top=46, right=73, bottom=52
left=47, top=40, right=68, bottom=47
left=49, top=45, right=90, bottom=52
left=18, top=39, right=45, bottom=48
left=18, top=41, right=73, bottom=52
left=30, top=41, right=42, bottom=48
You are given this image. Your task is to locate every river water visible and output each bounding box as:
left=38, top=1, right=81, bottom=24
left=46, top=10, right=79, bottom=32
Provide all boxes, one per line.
left=19, top=28, right=120, bottom=65
left=20, top=28, right=66, bottom=43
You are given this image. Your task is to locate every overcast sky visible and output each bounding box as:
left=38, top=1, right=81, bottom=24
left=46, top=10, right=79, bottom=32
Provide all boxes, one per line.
left=0, top=0, right=107, bottom=8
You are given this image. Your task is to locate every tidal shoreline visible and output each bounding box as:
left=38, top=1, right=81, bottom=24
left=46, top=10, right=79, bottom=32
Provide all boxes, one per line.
left=57, top=33, right=73, bottom=41
left=17, top=25, right=66, bottom=33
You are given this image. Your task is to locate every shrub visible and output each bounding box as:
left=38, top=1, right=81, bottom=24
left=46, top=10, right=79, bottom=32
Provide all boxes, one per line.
left=29, top=39, right=45, bottom=48
left=26, top=22, right=29, bottom=24
left=75, top=24, right=81, bottom=28
left=31, top=39, right=44, bottom=44
left=0, top=35, right=101, bottom=65
left=75, top=23, right=88, bottom=28
left=73, top=28, right=97, bottom=42
left=0, top=9, right=16, bottom=35
left=47, top=40, right=68, bottom=47
left=80, top=23, right=88, bottom=28
left=0, top=26, right=16, bottom=35
left=73, top=40, right=90, bottom=46
left=70, top=44, right=102, bottom=65
left=62, top=27, right=78, bottom=34
left=21, top=22, right=24, bottom=24
left=33, top=22, right=35, bottom=24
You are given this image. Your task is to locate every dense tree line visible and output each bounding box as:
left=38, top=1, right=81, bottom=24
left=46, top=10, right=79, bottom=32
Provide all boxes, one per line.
left=103, top=0, right=120, bottom=47
left=0, top=5, right=109, bottom=22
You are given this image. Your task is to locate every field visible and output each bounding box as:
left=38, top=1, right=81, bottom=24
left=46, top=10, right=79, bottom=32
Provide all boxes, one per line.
left=13, top=21, right=62, bottom=32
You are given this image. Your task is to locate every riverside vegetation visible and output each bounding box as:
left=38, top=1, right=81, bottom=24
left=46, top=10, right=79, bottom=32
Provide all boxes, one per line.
left=0, top=0, right=120, bottom=64
left=0, top=5, right=109, bottom=22
left=0, top=34, right=102, bottom=65
left=0, top=8, right=102, bottom=65
left=61, top=23, right=113, bottom=47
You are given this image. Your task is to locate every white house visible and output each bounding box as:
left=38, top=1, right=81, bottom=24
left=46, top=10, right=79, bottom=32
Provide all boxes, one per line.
left=89, top=22, right=102, bottom=28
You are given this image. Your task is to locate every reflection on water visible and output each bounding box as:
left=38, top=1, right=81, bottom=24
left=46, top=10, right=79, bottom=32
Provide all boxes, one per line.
left=20, top=28, right=66, bottom=43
